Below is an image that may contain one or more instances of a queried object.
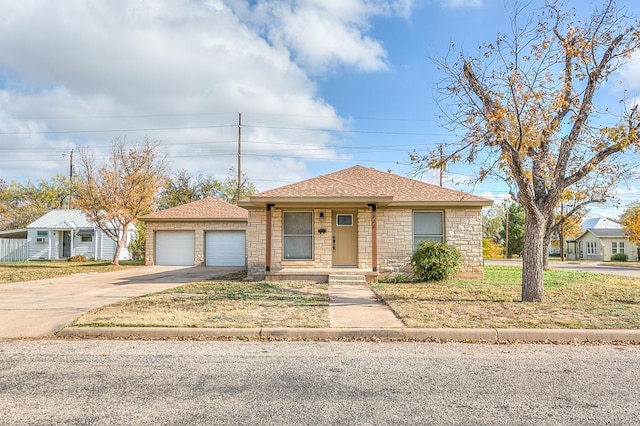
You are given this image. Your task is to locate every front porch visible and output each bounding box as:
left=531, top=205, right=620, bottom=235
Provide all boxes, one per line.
left=263, top=268, right=379, bottom=284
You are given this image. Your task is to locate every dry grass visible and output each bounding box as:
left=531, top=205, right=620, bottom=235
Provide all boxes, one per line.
left=371, top=266, right=640, bottom=329
left=0, top=261, right=142, bottom=284
left=72, top=280, right=329, bottom=328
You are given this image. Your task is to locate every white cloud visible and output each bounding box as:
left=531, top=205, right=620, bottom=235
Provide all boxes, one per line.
left=1, top=0, right=399, bottom=186
left=440, top=0, right=483, bottom=9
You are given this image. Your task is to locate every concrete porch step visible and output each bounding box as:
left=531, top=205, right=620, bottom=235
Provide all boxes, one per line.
left=328, top=274, right=367, bottom=285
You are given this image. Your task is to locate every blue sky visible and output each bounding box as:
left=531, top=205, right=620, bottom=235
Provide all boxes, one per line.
left=1, top=0, right=639, bottom=218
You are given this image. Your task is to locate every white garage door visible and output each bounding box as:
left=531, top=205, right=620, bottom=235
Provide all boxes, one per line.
left=206, top=231, right=245, bottom=267
left=155, top=231, right=195, bottom=266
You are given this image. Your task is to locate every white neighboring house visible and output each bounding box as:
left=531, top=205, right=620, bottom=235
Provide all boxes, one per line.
left=25, top=209, right=136, bottom=261
left=566, top=217, right=639, bottom=261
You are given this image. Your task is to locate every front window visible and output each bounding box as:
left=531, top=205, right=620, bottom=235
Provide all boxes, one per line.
left=586, top=241, right=597, bottom=255
left=283, top=212, right=313, bottom=260
left=612, top=242, right=624, bottom=254
left=413, top=211, right=443, bottom=250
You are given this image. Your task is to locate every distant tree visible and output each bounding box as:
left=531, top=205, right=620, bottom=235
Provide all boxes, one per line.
left=412, top=1, right=640, bottom=301
left=499, top=203, right=525, bottom=258
left=0, top=175, right=73, bottom=230
left=620, top=202, right=640, bottom=245
left=157, top=168, right=257, bottom=210
left=75, top=137, right=168, bottom=265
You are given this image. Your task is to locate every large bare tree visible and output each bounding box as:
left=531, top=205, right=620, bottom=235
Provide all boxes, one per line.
left=75, top=137, right=168, bottom=265
left=414, top=1, right=640, bottom=301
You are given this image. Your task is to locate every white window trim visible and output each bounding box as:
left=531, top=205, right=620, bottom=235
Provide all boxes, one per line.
left=413, top=211, right=444, bottom=251
left=336, top=214, right=353, bottom=227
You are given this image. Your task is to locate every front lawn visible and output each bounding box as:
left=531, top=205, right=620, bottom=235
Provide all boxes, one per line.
left=71, top=280, right=329, bottom=328
left=0, top=260, right=143, bottom=284
left=371, top=266, right=640, bottom=329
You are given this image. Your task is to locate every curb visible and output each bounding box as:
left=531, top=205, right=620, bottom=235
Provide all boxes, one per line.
left=56, top=327, right=640, bottom=343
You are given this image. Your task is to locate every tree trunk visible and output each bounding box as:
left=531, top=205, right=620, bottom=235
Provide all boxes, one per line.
left=521, top=210, right=546, bottom=302
left=112, top=236, right=124, bottom=266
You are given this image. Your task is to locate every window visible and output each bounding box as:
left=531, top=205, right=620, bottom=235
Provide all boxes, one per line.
left=36, top=230, right=48, bottom=244
left=283, top=212, right=313, bottom=260
left=81, top=235, right=93, bottom=242
left=612, top=242, right=624, bottom=254
left=586, top=241, right=597, bottom=255
left=77, top=229, right=94, bottom=243
left=336, top=214, right=353, bottom=226
left=413, top=211, right=444, bottom=250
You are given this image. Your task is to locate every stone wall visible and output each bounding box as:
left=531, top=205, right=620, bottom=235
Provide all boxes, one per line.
left=145, top=220, right=246, bottom=266
left=376, top=207, right=484, bottom=278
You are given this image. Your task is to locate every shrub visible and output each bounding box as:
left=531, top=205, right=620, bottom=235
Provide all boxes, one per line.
left=482, top=238, right=504, bottom=258
left=68, top=255, right=87, bottom=262
left=611, top=252, right=628, bottom=262
left=411, top=241, right=461, bottom=282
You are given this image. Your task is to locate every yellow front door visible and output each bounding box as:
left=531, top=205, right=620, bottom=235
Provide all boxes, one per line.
left=332, top=211, right=357, bottom=266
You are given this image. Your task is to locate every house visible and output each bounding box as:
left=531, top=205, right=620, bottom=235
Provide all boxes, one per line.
left=141, top=197, right=248, bottom=266
left=25, top=209, right=135, bottom=261
left=566, top=216, right=639, bottom=261
left=238, top=165, right=493, bottom=281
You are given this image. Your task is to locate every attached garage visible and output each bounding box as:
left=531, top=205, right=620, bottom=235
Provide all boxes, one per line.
left=141, top=197, right=248, bottom=267
left=155, top=231, right=195, bottom=266
left=206, top=231, right=246, bottom=266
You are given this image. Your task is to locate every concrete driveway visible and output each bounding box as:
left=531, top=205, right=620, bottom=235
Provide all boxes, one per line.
left=0, top=266, right=243, bottom=339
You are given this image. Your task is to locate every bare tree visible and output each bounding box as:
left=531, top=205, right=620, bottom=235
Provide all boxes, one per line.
left=414, top=1, right=640, bottom=301
left=75, top=137, right=168, bottom=265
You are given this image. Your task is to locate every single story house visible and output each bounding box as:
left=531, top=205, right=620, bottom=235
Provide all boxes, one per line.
left=25, top=209, right=135, bottom=261
left=566, top=217, right=639, bottom=261
left=238, top=165, right=493, bottom=281
left=141, top=197, right=248, bottom=267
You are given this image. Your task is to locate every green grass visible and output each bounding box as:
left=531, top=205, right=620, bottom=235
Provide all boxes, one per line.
left=371, top=266, right=640, bottom=329
left=0, top=260, right=143, bottom=284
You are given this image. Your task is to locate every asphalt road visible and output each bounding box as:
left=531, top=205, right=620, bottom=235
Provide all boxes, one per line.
left=0, top=265, right=243, bottom=338
left=0, top=340, right=638, bottom=425
left=485, top=259, right=640, bottom=278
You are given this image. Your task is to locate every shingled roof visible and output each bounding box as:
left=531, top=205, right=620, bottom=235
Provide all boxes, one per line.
left=141, top=197, right=248, bottom=221
left=240, top=165, right=492, bottom=207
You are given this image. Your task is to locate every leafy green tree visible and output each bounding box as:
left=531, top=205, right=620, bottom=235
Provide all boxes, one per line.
left=157, top=168, right=257, bottom=210
left=0, top=174, right=73, bottom=230
left=499, top=204, right=525, bottom=258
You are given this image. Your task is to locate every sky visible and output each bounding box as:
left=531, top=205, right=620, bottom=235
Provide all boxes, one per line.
left=1, top=0, right=640, bottom=218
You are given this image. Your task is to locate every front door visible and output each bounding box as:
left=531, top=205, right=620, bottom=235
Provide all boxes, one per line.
left=61, top=231, right=71, bottom=258
left=332, top=211, right=357, bottom=267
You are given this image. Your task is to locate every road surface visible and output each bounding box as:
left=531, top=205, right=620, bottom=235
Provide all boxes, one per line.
left=0, top=340, right=638, bottom=425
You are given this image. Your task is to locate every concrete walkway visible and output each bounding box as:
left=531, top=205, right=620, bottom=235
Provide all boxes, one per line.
left=329, top=282, right=404, bottom=328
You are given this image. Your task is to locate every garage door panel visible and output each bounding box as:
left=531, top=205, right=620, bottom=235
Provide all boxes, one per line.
left=206, top=231, right=245, bottom=267
left=155, top=231, right=195, bottom=266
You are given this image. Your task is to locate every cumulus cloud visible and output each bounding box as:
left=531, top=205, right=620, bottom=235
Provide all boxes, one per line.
left=0, top=0, right=411, bottom=186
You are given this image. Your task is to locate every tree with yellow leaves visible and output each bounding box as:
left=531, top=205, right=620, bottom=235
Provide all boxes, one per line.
left=414, top=1, right=640, bottom=301
left=74, top=137, right=168, bottom=265
left=620, top=202, right=640, bottom=245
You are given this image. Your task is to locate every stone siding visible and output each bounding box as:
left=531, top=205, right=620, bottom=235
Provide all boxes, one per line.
left=145, top=220, right=246, bottom=266
left=376, top=207, right=484, bottom=278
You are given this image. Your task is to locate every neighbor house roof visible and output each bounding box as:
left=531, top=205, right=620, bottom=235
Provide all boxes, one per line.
left=581, top=216, right=622, bottom=230
left=26, top=210, right=96, bottom=229
left=141, top=197, right=248, bottom=222
left=239, top=165, right=493, bottom=207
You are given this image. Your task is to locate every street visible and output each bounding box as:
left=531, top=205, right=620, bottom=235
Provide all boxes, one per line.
left=485, top=259, right=640, bottom=278
left=0, top=340, right=638, bottom=425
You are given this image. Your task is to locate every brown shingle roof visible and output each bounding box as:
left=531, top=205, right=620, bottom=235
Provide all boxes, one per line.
left=141, top=197, right=248, bottom=221
left=244, top=165, right=492, bottom=206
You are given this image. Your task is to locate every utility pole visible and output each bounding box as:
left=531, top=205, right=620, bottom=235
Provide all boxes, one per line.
left=237, top=112, right=242, bottom=204
left=560, top=203, right=565, bottom=261
left=439, top=144, right=444, bottom=187
left=68, top=149, right=74, bottom=209
left=504, top=205, right=509, bottom=259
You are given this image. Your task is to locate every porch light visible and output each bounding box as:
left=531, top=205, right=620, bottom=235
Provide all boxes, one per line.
left=319, top=211, right=325, bottom=222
